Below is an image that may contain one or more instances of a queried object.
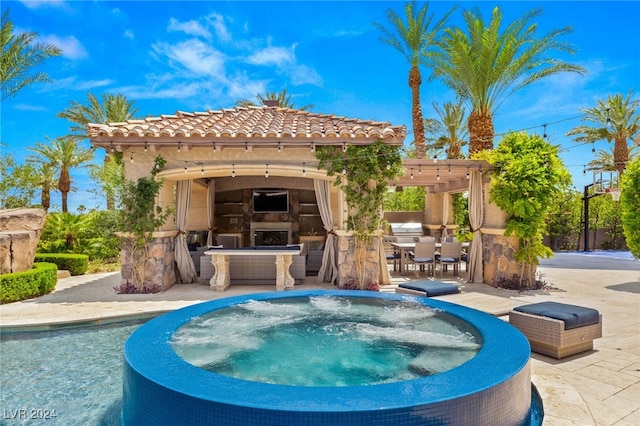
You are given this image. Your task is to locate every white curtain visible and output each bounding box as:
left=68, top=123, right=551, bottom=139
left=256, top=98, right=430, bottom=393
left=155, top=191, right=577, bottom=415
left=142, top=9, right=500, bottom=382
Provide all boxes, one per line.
left=442, top=192, right=449, bottom=238
left=206, top=180, right=215, bottom=246
left=175, top=180, right=197, bottom=283
left=468, top=171, right=484, bottom=283
left=314, top=179, right=339, bottom=284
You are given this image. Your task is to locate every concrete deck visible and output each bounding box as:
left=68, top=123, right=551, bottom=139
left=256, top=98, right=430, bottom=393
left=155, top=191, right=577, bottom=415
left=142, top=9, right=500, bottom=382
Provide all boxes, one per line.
left=1, top=252, right=638, bottom=425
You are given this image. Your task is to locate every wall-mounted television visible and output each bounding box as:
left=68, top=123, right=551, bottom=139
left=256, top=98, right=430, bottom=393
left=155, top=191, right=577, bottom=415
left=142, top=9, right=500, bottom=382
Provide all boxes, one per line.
left=253, top=189, right=289, bottom=213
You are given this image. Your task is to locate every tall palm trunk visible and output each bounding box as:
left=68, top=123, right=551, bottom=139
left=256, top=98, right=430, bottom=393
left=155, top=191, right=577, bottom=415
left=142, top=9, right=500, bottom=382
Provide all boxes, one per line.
left=409, top=66, right=426, bottom=159
left=58, top=168, right=71, bottom=213
left=41, top=186, right=50, bottom=211
left=613, top=137, right=629, bottom=178
left=468, top=109, right=494, bottom=154
left=448, top=143, right=462, bottom=159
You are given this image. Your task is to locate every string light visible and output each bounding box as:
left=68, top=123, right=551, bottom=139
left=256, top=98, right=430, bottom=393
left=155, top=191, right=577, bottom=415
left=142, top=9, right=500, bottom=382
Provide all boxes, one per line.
left=418, top=167, right=422, bottom=175
left=410, top=168, right=414, bottom=179
left=432, top=155, right=438, bottom=164
left=342, top=164, right=347, bottom=175
left=183, top=161, right=188, bottom=173
left=302, top=162, right=306, bottom=177
left=543, top=124, right=547, bottom=139
left=448, top=165, right=451, bottom=175
left=212, top=143, right=217, bottom=153
left=200, top=163, right=204, bottom=176
left=265, top=163, right=269, bottom=178
left=130, top=152, right=134, bottom=163
left=386, top=161, right=390, bottom=170
left=436, top=169, right=440, bottom=181
left=310, top=143, right=315, bottom=152
left=144, top=142, right=148, bottom=152
left=278, top=142, right=282, bottom=152
left=110, top=142, right=114, bottom=153
left=466, top=166, right=470, bottom=180
left=245, top=143, right=249, bottom=153
left=342, top=143, right=347, bottom=153
left=231, top=163, right=236, bottom=177
left=177, top=142, right=181, bottom=153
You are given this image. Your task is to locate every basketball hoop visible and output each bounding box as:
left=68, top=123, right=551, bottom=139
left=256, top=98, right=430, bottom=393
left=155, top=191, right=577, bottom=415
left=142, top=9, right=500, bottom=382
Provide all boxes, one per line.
left=609, top=188, right=621, bottom=202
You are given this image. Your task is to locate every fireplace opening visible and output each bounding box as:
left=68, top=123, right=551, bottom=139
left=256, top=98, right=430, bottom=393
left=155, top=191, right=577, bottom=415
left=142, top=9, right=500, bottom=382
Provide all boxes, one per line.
left=254, top=230, right=289, bottom=246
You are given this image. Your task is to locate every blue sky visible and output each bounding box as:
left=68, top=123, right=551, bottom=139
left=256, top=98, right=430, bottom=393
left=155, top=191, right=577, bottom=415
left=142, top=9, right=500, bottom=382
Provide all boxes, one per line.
left=2, top=0, right=638, bottom=212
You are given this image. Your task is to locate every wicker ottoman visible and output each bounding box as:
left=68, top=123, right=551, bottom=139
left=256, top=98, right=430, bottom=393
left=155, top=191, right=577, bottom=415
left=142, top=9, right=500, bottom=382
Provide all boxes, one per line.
left=509, top=302, right=602, bottom=359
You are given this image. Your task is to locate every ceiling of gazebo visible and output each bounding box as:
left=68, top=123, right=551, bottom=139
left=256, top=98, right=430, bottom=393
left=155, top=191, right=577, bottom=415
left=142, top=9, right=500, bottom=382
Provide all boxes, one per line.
left=394, top=159, right=493, bottom=193
left=87, top=105, right=406, bottom=152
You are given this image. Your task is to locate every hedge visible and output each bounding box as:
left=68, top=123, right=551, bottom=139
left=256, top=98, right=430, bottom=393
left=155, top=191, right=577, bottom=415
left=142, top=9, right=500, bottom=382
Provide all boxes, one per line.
left=0, top=262, right=58, bottom=304
left=35, top=253, right=89, bottom=276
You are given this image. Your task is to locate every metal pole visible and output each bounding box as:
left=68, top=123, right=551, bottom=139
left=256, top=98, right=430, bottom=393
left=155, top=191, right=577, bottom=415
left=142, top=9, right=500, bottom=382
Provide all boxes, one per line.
left=583, top=185, right=590, bottom=252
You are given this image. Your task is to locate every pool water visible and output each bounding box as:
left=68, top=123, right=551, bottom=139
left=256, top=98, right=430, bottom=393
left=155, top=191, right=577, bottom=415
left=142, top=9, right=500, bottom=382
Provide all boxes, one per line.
left=0, top=321, right=143, bottom=426
left=171, top=295, right=480, bottom=386
left=1, top=313, right=543, bottom=426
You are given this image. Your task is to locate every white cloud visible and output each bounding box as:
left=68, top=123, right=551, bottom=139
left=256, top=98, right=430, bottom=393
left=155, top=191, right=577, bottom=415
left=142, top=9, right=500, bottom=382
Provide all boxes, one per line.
left=290, top=64, right=323, bottom=86
left=124, top=30, right=134, bottom=40
left=41, top=34, right=88, bottom=60
left=205, top=13, right=231, bottom=42
left=167, top=17, right=211, bottom=39
left=247, top=45, right=295, bottom=66
left=19, top=0, right=66, bottom=9
left=153, top=39, right=226, bottom=79
left=76, top=79, right=114, bottom=91
left=14, top=103, right=48, bottom=111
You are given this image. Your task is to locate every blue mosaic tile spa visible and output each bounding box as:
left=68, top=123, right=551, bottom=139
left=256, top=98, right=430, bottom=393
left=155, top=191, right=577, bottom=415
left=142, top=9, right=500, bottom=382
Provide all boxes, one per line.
left=123, top=290, right=533, bottom=425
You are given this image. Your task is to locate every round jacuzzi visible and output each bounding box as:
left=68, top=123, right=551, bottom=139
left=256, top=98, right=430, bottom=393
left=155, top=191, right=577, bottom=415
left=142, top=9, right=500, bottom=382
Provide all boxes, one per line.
left=123, top=290, right=532, bottom=425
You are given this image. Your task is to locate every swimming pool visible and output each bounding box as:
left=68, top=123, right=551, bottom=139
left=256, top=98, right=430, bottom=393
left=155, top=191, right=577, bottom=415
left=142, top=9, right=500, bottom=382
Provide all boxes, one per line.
left=0, top=320, right=144, bottom=425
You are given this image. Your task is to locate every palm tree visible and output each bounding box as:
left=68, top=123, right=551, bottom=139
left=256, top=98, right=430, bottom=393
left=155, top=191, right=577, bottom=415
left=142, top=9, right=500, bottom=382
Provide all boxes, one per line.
left=373, top=1, right=456, bottom=159
left=236, top=88, right=313, bottom=110
left=0, top=9, right=61, bottom=101
left=424, top=98, right=468, bottom=159
left=30, top=158, right=57, bottom=211
left=27, top=136, right=94, bottom=213
left=57, top=92, right=139, bottom=142
left=57, top=92, right=138, bottom=209
left=428, top=6, right=585, bottom=154
left=568, top=90, right=640, bottom=177
left=586, top=144, right=638, bottom=173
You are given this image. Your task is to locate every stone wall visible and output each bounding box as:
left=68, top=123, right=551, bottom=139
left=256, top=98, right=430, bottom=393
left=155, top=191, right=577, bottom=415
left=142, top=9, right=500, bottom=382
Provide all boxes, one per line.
left=0, top=208, right=47, bottom=274
left=118, top=231, right=177, bottom=291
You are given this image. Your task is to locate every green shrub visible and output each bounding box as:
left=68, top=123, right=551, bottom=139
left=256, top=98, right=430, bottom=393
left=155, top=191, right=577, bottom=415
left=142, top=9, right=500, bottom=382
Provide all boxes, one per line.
left=35, top=253, right=88, bottom=276
left=0, top=262, right=57, bottom=304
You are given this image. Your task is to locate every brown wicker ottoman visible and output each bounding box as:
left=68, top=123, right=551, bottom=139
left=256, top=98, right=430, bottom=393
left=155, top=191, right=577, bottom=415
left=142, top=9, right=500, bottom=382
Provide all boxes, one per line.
left=509, top=302, right=602, bottom=359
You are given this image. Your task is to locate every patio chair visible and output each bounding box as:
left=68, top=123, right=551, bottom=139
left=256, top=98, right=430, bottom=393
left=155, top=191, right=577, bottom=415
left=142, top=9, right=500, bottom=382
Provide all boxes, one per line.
left=417, top=236, right=436, bottom=243
left=408, top=241, right=436, bottom=276
left=437, top=241, right=462, bottom=277
left=383, top=236, right=400, bottom=271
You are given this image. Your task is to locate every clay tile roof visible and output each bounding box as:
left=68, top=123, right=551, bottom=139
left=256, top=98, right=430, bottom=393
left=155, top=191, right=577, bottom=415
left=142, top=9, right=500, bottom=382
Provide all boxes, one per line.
left=87, top=105, right=406, bottom=143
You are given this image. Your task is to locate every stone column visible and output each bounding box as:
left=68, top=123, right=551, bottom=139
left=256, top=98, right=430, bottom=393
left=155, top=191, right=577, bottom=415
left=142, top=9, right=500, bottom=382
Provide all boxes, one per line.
left=118, top=231, right=177, bottom=291
left=335, top=231, right=383, bottom=288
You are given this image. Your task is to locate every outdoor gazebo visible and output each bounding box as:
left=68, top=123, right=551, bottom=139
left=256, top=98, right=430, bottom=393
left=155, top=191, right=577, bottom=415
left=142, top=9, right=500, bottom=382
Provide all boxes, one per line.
left=88, top=104, right=514, bottom=289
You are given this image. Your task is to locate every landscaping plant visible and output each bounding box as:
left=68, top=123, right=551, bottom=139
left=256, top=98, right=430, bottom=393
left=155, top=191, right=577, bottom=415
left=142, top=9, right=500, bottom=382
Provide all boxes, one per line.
left=621, top=157, right=640, bottom=258
left=481, top=132, right=571, bottom=288
left=317, top=139, right=403, bottom=287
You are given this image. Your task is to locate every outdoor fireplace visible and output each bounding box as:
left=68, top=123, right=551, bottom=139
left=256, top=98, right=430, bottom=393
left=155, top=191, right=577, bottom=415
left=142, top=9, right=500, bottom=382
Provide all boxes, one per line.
left=250, top=222, right=292, bottom=246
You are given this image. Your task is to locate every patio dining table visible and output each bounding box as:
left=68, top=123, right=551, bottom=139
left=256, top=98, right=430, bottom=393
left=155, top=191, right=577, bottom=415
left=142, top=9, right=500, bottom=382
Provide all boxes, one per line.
left=390, top=241, right=470, bottom=275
